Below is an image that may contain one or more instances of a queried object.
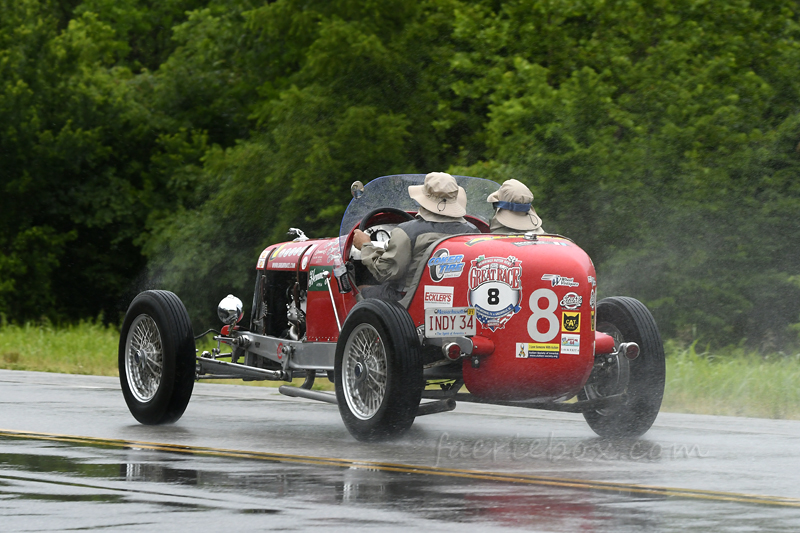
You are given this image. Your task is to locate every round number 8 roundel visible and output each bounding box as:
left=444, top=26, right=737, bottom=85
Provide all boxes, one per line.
left=468, top=282, right=520, bottom=316
left=527, top=288, right=559, bottom=342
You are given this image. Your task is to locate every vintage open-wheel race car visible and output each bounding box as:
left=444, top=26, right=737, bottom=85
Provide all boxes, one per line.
left=119, top=174, right=666, bottom=441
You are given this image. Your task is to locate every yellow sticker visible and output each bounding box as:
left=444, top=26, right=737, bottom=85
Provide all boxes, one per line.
left=562, top=311, right=580, bottom=333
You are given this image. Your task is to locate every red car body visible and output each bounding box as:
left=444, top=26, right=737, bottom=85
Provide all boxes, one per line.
left=119, top=174, right=663, bottom=441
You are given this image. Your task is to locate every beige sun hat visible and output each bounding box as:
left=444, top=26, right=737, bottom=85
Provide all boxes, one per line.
left=487, top=179, right=543, bottom=231
left=408, top=172, right=467, bottom=218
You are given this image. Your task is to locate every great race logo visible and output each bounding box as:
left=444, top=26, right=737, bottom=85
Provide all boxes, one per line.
left=467, top=255, right=522, bottom=331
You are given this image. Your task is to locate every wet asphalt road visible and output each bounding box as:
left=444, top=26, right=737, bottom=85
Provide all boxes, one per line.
left=0, top=369, right=799, bottom=531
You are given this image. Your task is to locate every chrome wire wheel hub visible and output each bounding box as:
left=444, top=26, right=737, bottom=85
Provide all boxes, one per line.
left=125, top=314, right=164, bottom=403
left=342, top=324, right=388, bottom=420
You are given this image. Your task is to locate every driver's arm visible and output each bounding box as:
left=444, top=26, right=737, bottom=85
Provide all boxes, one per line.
left=360, top=227, right=412, bottom=283
left=352, top=229, right=371, bottom=250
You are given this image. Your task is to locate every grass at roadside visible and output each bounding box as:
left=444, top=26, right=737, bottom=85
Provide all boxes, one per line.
left=661, top=341, right=800, bottom=419
left=0, top=320, right=119, bottom=376
left=0, top=320, right=323, bottom=388
left=2, top=321, right=799, bottom=419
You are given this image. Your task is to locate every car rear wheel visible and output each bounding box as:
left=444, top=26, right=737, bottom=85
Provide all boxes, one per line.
left=119, top=290, right=196, bottom=425
left=579, top=296, right=665, bottom=438
left=335, top=299, right=423, bottom=441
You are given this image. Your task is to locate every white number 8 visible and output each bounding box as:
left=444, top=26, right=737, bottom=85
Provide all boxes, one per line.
left=527, top=288, right=559, bottom=342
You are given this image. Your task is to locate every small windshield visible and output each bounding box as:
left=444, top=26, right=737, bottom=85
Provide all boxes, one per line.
left=339, top=174, right=501, bottom=255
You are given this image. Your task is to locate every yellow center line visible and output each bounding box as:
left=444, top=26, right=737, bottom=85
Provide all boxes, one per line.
left=1, top=428, right=798, bottom=508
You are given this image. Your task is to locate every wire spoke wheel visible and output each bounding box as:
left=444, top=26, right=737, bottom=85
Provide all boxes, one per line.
left=342, top=324, right=388, bottom=420
left=335, top=299, right=423, bottom=441
left=119, top=290, right=196, bottom=425
left=125, top=315, right=164, bottom=403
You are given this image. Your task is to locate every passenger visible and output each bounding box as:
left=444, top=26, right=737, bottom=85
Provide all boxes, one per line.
left=487, top=179, right=545, bottom=234
left=353, top=172, right=477, bottom=301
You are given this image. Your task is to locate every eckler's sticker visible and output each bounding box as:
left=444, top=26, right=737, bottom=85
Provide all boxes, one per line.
left=541, top=274, right=579, bottom=287
left=427, top=249, right=465, bottom=281
left=468, top=255, right=522, bottom=331
left=560, top=292, right=583, bottom=310
left=561, top=334, right=580, bottom=354
left=516, top=342, right=559, bottom=359
left=562, top=311, right=580, bottom=333
left=423, top=285, right=454, bottom=308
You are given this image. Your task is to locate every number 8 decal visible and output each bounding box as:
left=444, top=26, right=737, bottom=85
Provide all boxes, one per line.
left=527, top=288, right=559, bottom=342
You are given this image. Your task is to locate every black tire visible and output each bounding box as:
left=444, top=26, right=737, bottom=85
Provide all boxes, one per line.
left=579, top=296, right=665, bottom=438
left=119, top=290, right=196, bottom=425
left=335, top=299, right=423, bottom=441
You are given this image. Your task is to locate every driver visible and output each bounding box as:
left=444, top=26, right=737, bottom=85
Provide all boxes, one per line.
left=487, top=179, right=545, bottom=234
left=353, top=172, right=477, bottom=301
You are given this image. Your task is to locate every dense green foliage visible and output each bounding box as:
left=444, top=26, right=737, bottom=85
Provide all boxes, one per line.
left=2, top=0, right=800, bottom=349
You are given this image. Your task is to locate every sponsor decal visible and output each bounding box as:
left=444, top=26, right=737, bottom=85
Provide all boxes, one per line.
left=590, top=288, right=596, bottom=309
left=273, top=245, right=305, bottom=260
left=516, top=342, right=560, bottom=359
left=561, top=334, right=580, bottom=355
left=468, top=255, right=523, bottom=331
left=560, top=292, right=583, bottom=310
left=588, top=275, right=596, bottom=287
left=427, top=249, right=465, bottom=281
left=562, top=311, right=580, bottom=333
left=423, top=285, right=454, bottom=308
left=512, top=239, right=570, bottom=247
left=271, top=262, right=296, bottom=269
left=270, top=243, right=287, bottom=260
left=257, top=248, right=272, bottom=269
left=308, top=267, right=332, bottom=291
left=300, top=244, right=317, bottom=270
left=591, top=310, right=595, bottom=332
left=541, top=274, right=580, bottom=288
left=464, top=235, right=517, bottom=247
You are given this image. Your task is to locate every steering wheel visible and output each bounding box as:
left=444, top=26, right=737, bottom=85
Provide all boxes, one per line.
left=358, top=207, right=415, bottom=231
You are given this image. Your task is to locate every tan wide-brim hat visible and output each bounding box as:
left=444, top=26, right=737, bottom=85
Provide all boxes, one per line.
left=408, top=172, right=467, bottom=218
left=487, top=179, right=543, bottom=231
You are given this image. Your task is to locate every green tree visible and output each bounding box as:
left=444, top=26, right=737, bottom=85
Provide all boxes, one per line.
left=0, top=0, right=207, bottom=321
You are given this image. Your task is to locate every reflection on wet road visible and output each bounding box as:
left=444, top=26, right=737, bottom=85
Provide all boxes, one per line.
left=1, top=436, right=799, bottom=532
left=2, top=370, right=800, bottom=531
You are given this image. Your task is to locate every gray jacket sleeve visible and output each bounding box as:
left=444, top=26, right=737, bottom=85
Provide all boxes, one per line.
left=360, top=227, right=413, bottom=283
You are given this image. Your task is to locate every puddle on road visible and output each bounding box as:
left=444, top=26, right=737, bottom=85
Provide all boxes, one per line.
left=0, top=436, right=797, bottom=532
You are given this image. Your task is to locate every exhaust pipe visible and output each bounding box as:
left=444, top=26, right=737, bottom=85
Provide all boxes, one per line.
left=620, top=342, right=640, bottom=360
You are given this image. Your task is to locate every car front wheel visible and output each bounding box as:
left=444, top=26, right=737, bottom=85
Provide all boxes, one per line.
left=335, top=299, right=423, bottom=441
left=119, top=290, right=195, bottom=425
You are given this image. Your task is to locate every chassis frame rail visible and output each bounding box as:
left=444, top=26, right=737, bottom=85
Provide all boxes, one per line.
left=449, top=393, right=626, bottom=413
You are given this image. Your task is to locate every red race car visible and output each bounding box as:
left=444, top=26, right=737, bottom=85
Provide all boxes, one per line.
left=119, top=174, right=665, bottom=441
